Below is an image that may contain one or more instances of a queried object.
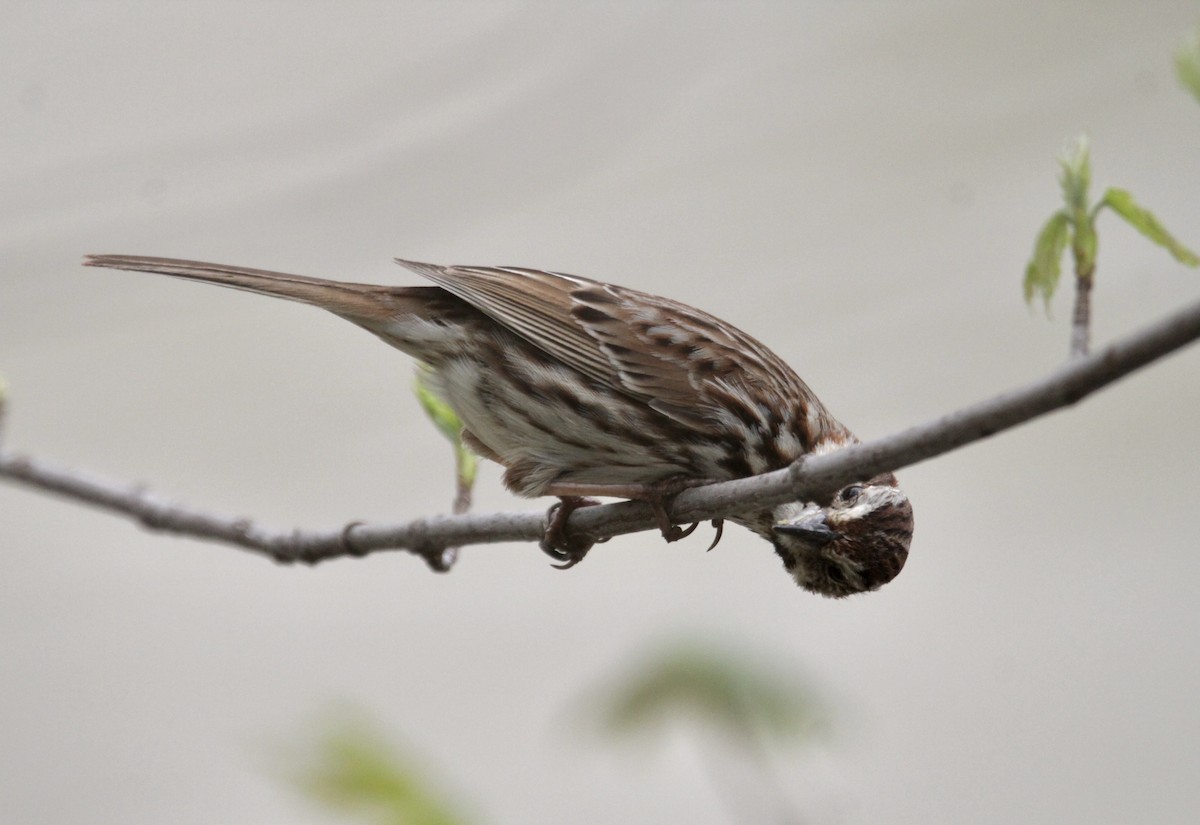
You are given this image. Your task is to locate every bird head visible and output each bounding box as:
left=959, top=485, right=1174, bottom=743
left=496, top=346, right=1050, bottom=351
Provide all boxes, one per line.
left=767, top=475, right=913, bottom=597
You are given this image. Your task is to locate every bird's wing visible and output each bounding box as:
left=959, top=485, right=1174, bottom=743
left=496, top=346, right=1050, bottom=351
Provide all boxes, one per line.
left=395, top=260, right=817, bottom=431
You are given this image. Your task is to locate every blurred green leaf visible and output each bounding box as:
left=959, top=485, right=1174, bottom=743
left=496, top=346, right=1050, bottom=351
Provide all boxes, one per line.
left=288, top=717, right=469, bottom=825
left=414, top=365, right=477, bottom=489
left=1058, top=135, right=1092, bottom=214
left=413, top=365, right=462, bottom=444
left=1176, top=28, right=1200, bottom=104
left=1024, top=210, right=1071, bottom=309
left=1100, top=188, right=1200, bottom=267
left=596, top=643, right=829, bottom=747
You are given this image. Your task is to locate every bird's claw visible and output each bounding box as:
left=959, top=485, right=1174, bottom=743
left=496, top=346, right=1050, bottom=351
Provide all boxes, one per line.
left=660, top=520, right=699, bottom=542
left=540, top=486, right=723, bottom=566
left=705, top=518, right=725, bottom=552
left=541, top=496, right=600, bottom=569
left=662, top=517, right=724, bottom=551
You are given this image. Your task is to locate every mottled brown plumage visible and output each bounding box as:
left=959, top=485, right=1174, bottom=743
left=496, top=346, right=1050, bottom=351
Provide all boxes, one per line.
left=84, top=254, right=913, bottom=596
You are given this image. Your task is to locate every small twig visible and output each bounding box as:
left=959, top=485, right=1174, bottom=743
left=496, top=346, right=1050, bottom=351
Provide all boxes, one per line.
left=410, top=364, right=475, bottom=571
left=452, top=478, right=472, bottom=516
left=2, top=295, right=1199, bottom=564
left=1070, top=273, right=1092, bottom=358
left=1070, top=239, right=1095, bottom=358
left=417, top=429, right=477, bottom=572
left=417, top=459, right=473, bottom=573
left=1026, top=137, right=1197, bottom=359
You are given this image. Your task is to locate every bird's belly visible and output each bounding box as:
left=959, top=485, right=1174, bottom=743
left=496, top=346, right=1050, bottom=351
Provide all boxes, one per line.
left=426, top=355, right=705, bottom=497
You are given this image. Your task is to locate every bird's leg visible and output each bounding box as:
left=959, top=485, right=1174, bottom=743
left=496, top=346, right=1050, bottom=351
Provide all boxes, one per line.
left=540, top=496, right=602, bottom=569
left=543, top=478, right=721, bottom=545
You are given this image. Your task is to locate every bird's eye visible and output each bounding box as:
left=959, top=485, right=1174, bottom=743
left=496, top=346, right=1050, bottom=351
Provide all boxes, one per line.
left=838, top=485, right=864, bottom=505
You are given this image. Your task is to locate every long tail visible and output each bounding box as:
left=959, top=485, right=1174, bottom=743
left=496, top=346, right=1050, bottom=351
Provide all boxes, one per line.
left=84, top=254, right=405, bottom=323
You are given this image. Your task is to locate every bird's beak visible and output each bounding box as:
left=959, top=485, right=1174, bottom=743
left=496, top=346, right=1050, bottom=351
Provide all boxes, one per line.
left=773, top=507, right=840, bottom=545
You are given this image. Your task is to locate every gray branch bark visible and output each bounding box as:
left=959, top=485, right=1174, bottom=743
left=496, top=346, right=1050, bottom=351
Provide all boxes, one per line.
left=3, top=294, right=1199, bottom=566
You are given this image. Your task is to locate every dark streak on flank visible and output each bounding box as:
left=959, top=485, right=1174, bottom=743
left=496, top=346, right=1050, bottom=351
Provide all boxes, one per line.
left=717, top=450, right=754, bottom=479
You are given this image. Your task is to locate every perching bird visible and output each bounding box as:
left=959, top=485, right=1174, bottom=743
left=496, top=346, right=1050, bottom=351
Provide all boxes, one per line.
left=85, top=254, right=913, bottom=596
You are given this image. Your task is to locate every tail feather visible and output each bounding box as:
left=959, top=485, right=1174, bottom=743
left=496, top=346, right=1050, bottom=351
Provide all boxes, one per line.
left=84, top=254, right=401, bottom=322
left=84, top=254, right=489, bottom=363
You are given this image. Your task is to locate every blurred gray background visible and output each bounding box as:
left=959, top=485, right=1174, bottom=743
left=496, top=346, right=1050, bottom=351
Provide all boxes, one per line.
left=3, top=3, right=1199, bottom=823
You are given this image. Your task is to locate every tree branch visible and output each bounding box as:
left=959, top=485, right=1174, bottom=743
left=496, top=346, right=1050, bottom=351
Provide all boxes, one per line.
left=3, top=294, right=1199, bottom=565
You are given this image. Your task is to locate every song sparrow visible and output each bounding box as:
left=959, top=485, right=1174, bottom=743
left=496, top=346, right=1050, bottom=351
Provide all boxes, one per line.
left=84, top=254, right=913, bottom=597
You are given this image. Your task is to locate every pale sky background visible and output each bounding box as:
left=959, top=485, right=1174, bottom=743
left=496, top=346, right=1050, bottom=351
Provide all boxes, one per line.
left=2, top=3, right=1199, bottom=824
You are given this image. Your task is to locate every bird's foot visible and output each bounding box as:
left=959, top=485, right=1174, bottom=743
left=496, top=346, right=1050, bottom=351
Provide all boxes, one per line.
left=543, top=478, right=722, bottom=548
left=540, top=496, right=602, bottom=569
left=631, top=477, right=720, bottom=545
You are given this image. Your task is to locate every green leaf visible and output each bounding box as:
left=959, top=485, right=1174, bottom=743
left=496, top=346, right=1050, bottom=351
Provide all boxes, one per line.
left=286, top=716, right=470, bottom=825
left=1024, top=210, right=1071, bottom=309
left=595, top=643, right=829, bottom=747
left=413, top=365, right=462, bottom=444
left=1176, top=28, right=1200, bottom=104
left=1100, top=188, right=1200, bottom=267
left=1058, top=135, right=1091, bottom=214
left=413, top=365, right=478, bottom=489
